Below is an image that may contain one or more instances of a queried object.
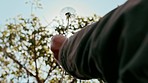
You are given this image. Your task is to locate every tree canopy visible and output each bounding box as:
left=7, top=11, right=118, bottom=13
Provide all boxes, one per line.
left=0, top=1, right=103, bottom=82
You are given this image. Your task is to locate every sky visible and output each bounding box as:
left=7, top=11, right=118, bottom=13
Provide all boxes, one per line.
left=0, top=0, right=127, bottom=82
left=0, top=0, right=127, bottom=27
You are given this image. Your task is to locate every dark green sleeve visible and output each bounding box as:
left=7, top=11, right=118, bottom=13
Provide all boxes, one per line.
left=59, top=10, right=116, bottom=81
left=59, top=0, right=148, bottom=83
left=117, top=0, right=148, bottom=83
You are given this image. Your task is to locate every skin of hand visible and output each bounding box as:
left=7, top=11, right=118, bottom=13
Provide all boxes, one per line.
left=51, top=35, right=67, bottom=61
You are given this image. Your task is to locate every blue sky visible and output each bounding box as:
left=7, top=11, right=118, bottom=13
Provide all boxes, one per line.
left=0, top=0, right=127, bottom=82
left=0, top=0, right=126, bottom=26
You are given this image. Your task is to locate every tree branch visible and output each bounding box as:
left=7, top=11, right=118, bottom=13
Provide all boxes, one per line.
left=33, top=31, right=39, bottom=76
left=32, top=30, right=42, bottom=83
left=44, top=63, right=58, bottom=82
left=3, top=49, right=36, bottom=77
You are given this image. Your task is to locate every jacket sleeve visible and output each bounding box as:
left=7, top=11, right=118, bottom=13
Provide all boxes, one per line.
left=58, top=22, right=104, bottom=80
left=58, top=9, right=116, bottom=80
left=117, top=0, right=148, bottom=83
left=58, top=0, right=148, bottom=83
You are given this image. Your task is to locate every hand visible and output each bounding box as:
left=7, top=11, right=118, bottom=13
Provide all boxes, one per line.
left=51, top=35, right=67, bottom=61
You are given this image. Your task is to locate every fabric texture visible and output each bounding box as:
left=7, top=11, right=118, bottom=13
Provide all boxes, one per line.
left=59, top=0, right=148, bottom=83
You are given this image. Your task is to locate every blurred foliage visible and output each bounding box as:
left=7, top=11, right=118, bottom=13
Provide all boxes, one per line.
left=0, top=13, right=102, bottom=83
left=54, top=14, right=101, bottom=36
left=0, top=15, right=57, bottom=83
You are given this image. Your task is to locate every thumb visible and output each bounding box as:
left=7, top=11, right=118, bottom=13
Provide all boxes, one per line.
left=51, top=35, right=67, bottom=60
